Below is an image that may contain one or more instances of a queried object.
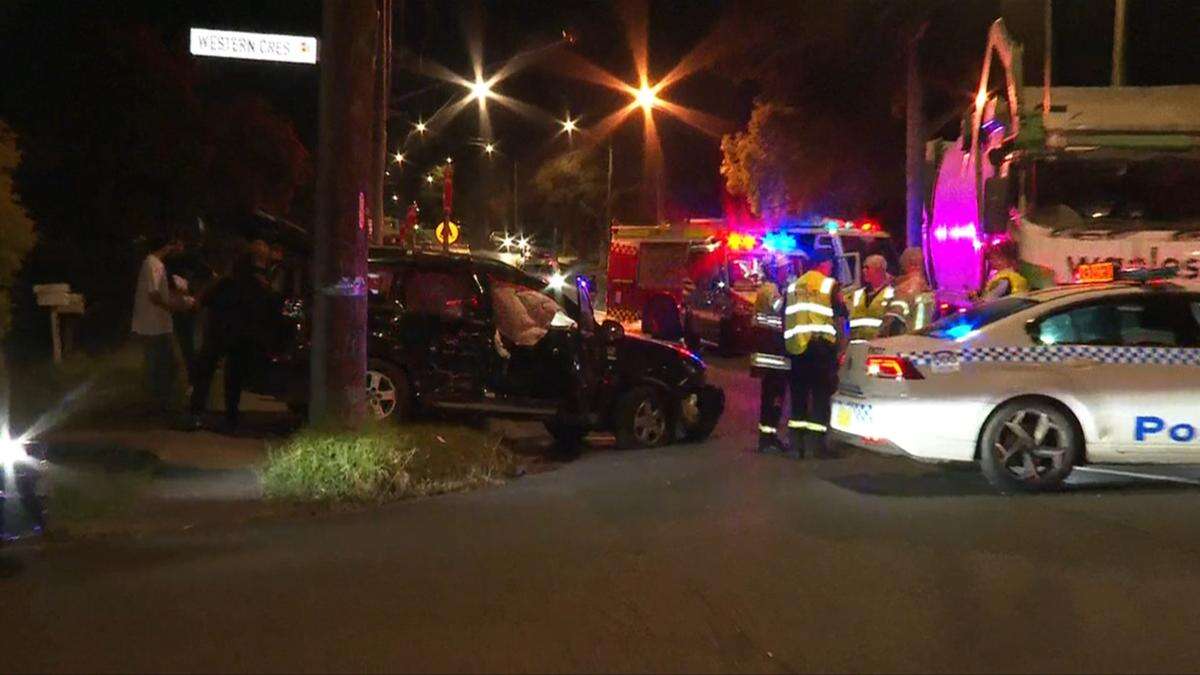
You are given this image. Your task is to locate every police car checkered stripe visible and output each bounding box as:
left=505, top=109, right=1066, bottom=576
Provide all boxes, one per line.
left=903, top=345, right=1200, bottom=366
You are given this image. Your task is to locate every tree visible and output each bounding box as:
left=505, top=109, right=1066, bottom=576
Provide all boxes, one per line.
left=717, top=1, right=998, bottom=223
left=0, top=121, right=35, bottom=339
left=532, top=150, right=604, bottom=257
left=205, top=95, right=313, bottom=224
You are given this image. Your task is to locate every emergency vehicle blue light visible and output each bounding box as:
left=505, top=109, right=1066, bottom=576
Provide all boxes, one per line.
left=943, top=323, right=976, bottom=340
left=761, top=231, right=797, bottom=253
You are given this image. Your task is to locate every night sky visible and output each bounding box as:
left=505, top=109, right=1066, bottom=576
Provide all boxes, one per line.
left=4, top=1, right=1199, bottom=225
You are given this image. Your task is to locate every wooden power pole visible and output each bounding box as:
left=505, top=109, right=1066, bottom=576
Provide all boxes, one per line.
left=904, top=24, right=928, bottom=250
left=310, top=1, right=379, bottom=427
left=370, top=0, right=392, bottom=245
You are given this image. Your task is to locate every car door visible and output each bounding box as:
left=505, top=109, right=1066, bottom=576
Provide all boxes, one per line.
left=1033, top=293, right=1200, bottom=460
left=400, top=263, right=492, bottom=402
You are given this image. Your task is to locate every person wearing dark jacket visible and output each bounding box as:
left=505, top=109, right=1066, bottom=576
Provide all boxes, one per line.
left=184, top=238, right=283, bottom=432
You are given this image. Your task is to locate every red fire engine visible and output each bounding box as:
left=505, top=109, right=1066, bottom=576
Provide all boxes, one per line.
left=606, top=217, right=896, bottom=354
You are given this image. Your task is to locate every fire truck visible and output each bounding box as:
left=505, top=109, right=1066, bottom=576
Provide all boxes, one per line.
left=606, top=217, right=896, bottom=354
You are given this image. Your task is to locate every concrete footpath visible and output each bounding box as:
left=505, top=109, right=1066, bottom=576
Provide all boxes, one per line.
left=17, top=395, right=290, bottom=540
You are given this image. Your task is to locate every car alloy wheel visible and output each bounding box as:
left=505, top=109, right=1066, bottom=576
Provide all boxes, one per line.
left=366, top=369, right=398, bottom=420
left=633, top=398, right=667, bottom=446
left=988, top=403, right=1075, bottom=482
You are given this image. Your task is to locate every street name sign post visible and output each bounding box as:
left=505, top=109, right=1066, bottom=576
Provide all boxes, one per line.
left=189, top=28, right=318, bottom=64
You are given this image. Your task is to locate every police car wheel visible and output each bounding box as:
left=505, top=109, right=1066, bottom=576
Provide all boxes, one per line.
left=979, top=400, right=1079, bottom=493
left=366, top=360, right=410, bottom=422
left=615, top=386, right=671, bottom=449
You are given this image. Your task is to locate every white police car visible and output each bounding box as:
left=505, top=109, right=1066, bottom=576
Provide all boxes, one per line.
left=831, top=265, right=1200, bottom=492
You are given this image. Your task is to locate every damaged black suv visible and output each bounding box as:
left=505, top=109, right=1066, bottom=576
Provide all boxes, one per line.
left=257, top=249, right=724, bottom=450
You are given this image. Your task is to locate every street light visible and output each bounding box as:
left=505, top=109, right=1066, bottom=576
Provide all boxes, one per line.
left=393, top=151, right=405, bottom=164
left=635, top=84, right=660, bottom=111
left=468, top=77, right=493, bottom=102
left=426, top=174, right=434, bottom=184
left=446, top=156, right=453, bottom=164
left=561, top=115, right=578, bottom=135
left=415, top=120, right=428, bottom=133
left=484, top=143, right=496, bottom=155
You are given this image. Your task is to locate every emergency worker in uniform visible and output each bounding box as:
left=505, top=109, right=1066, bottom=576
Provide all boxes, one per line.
left=979, top=239, right=1028, bottom=300
left=882, top=247, right=935, bottom=336
left=752, top=253, right=795, bottom=452
left=783, top=249, right=849, bottom=458
left=845, top=254, right=894, bottom=340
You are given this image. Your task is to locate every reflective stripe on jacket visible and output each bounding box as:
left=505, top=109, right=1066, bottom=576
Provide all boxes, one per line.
left=846, top=285, right=894, bottom=340
left=784, top=271, right=836, bottom=355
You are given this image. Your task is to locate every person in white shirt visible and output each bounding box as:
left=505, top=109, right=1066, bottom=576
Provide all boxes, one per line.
left=131, top=234, right=194, bottom=414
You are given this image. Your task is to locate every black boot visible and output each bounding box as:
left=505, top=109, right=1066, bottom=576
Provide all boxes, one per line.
left=789, top=428, right=807, bottom=459
left=758, top=431, right=783, bottom=453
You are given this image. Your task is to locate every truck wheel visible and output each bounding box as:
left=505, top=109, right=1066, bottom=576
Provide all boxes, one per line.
left=642, top=297, right=682, bottom=341
left=716, top=319, right=738, bottom=357
left=683, top=313, right=702, bottom=352
left=544, top=421, right=586, bottom=458
left=614, top=386, right=671, bottom=449
left=366, top=359, right=410, bottom=422
left=979, top=399, right=1079, bottom=494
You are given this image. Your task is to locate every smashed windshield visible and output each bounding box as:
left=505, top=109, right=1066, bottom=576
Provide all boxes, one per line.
left=1031, top=156, right=1200, bottom=223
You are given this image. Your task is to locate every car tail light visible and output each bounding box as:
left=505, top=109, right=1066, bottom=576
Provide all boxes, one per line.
left=865, top=355, right=924, bottom=380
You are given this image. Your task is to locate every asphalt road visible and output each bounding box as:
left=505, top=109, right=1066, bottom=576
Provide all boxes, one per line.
left=6, top=355, right=1200, bottom=673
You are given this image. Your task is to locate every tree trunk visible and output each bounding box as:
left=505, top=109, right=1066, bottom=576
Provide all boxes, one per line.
left=310, top=0, right=377, bottom=428
left=904, top=26, right=926, bottom=250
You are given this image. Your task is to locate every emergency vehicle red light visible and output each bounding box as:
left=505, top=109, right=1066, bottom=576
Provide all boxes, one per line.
left=865, top=355, right=924, bottom=380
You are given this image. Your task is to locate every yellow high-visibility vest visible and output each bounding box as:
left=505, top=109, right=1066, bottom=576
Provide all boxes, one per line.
left=884, top=290, right=936, bottom=334
left=983, top=268, right=1029, bottom=297
left=846, top=285, right=894, bottom=340
left=784, top=271, right=836, bottom=355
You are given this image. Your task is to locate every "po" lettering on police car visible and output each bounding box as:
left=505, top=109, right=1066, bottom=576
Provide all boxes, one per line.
left=1135, top=416, right=1197, bottom=442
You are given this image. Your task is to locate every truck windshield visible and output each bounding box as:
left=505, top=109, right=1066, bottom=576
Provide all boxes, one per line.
left=917, top=297, right=1039, bottom=340
left=1032, top=156, right=1200, bottom=223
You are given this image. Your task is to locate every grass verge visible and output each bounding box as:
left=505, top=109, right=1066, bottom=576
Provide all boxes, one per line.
left=261, top=423, right=521, bottom=502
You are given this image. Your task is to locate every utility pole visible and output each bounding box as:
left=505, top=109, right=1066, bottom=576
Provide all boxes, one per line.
left=310, top=1, right=378, bottom=427
left=904, top=23, right=928, bottom=249
left=602, top=141, right=613, bottom=263
left=1043, top=0, right=1053, bottom=114
left=370, top=0, right=392, bottom=245
left=1111, top=0, right=1127, bottom=86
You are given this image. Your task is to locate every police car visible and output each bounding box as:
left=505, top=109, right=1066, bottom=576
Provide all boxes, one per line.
left=831, top=263, right=1200, bottom=493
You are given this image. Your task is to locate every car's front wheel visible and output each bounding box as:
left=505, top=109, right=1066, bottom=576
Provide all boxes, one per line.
left=979, top=399, right=1079, bottom=493
left=614, top=386, right=671, bottom=449
left=366, top=360, right=410, bottom=422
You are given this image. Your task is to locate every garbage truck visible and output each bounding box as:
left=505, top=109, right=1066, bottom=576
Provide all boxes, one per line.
left=925, top=19, right=1200, bottom=302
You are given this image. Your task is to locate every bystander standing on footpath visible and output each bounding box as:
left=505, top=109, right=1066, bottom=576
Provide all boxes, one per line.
left=131, top=233, right=194, bottom=418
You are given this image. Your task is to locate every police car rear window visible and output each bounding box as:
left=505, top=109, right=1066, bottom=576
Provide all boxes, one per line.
left=919, top=297, right=1039, bottom=340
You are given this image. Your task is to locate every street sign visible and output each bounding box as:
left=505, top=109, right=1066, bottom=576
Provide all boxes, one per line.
left=436, top=221, right=460, bottom=245
left=190, top=28, right=318, bottom=64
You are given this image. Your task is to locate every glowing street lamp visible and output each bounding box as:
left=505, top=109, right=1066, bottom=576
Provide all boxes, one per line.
left=415, top=120, right=428, bottom=133
left=635, top=84, right=658, bottom=111
left=445, top=156, right=453, bottom=164
left=468, top=77, right=493, bottom=102
left=561, top=115, right=578, bottom=135
left=426, top=174, right=434, bottom=184
left=393, top=151, right=405, bottom=164
left=484, top=143, right=496, bottom=155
